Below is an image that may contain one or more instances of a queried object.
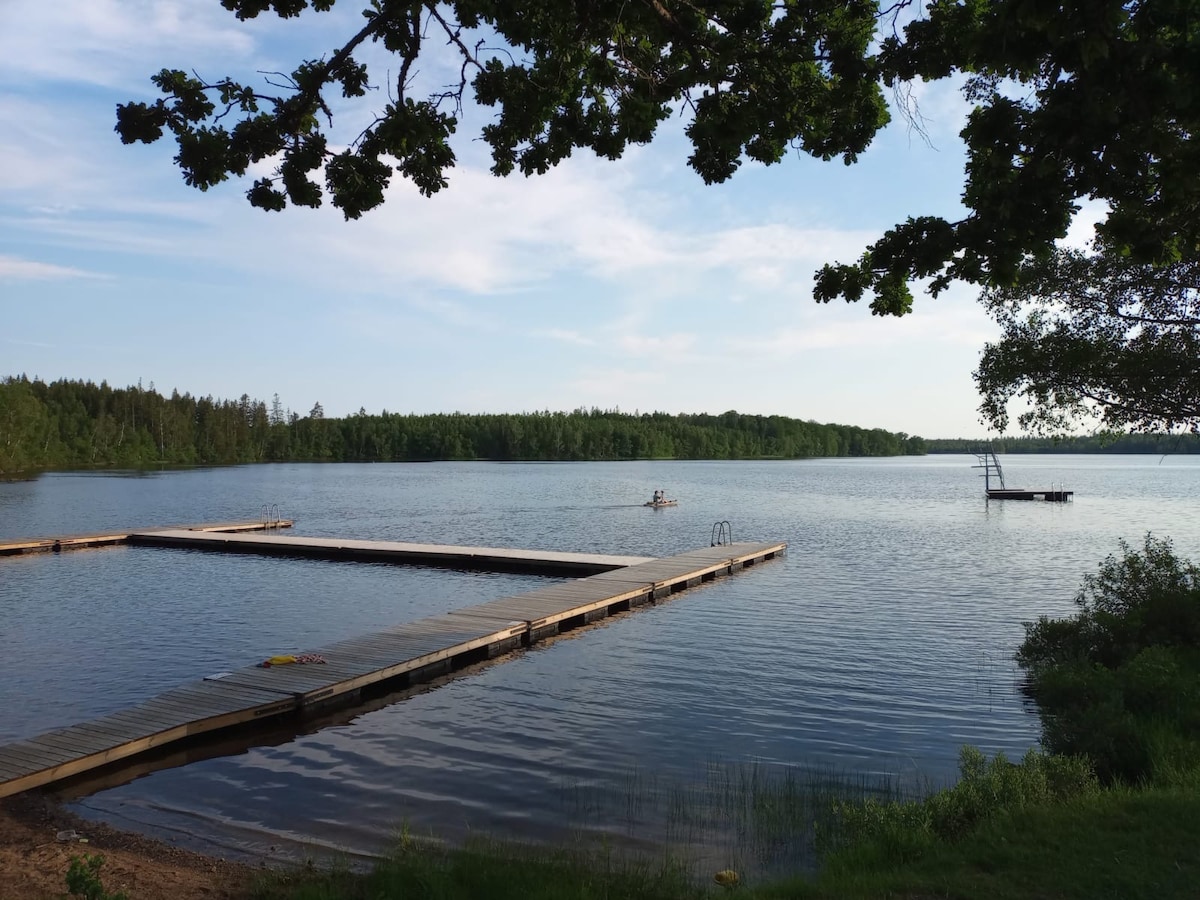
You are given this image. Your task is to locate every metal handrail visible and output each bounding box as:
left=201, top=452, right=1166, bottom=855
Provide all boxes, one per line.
left=261, top=504, right=282, bottom=530
left=710, top=521, right=732, bottom=546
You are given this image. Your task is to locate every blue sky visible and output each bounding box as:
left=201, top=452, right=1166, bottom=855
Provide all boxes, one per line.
left=0, top=1, right=1098, bottom=438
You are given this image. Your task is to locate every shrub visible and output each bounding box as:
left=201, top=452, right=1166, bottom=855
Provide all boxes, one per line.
left=1017, top=535, right=1200, bottom=784
left=821, top=748, right=1097, bottom=866
left=65, top=854, right=129, bottom=900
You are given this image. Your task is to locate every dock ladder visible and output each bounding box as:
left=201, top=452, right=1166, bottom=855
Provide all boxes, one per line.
left=711, top=521, right=733, bottom=547
left=261, top=504, right=282, bottom=531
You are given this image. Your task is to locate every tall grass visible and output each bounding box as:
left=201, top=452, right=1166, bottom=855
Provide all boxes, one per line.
left=554, top=758, right=916, bottom=881
left=253, top=834, right=705, bottom=900
left=814, top=747, right=1097, bottom=871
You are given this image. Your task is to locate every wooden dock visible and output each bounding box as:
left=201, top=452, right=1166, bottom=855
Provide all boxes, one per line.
left=986, top=488, right=1074, bottom=502
left=128, top=530, right=654, bottom=575
left=0, top=540, right=785, bottom=798
left=0, top=520, right=294, bottom=556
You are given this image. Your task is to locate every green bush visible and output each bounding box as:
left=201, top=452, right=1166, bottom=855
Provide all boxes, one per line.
left=1019, top=535, right=1200, bottom=672
left=1120, top=646, right=1190, bottom=716
left=65, top=854, right=129, bottom=900
left=1017, top=535, right=1200, bottom=784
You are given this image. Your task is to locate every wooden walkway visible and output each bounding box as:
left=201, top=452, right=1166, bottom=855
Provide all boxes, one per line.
left=0, top=520, right=294, bottom=556
left=128, top=530, right=653, bottom=575
left=0, top=540, right=785, bottom=798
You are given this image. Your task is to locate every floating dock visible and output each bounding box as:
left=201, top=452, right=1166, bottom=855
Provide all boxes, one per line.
left=0, top=539, right=785, bottom=798
left=128, top=530, right=653, bottom=576
left=0, top=519, right=294, bottom=556
left=985, top=488, right=1074, bottom=501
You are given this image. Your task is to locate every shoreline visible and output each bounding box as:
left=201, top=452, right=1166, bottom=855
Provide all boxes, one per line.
left=0, top=793, right=266, bottom=900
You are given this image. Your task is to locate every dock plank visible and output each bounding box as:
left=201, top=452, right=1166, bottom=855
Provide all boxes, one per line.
left=18, top=729, right=120, bottom=757
left=0, top=740, right=79, bottom=767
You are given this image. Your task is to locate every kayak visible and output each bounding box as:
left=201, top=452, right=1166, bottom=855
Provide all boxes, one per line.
left=644, top=499, right=678, bottom=507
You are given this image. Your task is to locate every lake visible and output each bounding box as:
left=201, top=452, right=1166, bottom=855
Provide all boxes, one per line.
left=2, top=456, right=1198, bottom=873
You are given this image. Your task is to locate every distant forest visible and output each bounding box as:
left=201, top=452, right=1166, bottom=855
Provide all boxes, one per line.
left=0, top=376, right=928, bottom=474
left=926, top=435, right=1200, bottom=454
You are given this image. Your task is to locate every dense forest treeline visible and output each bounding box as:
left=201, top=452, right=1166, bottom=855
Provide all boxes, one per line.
left=926, top=434, right=1200, bottom=454
left=0, top=376, right=928, bottom=473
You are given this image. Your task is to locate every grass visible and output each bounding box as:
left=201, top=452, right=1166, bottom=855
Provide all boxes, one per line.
left=246, top=780, right=1200, bottom=900
left=250, top=837, right=707, bottom=900
left=242, top=748, right=1200, bottom=900
left=774, top=784, right=1200, bottom=900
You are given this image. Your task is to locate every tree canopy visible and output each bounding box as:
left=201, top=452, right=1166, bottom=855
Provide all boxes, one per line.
left=114, top=0, right=1200, bottom=315
left=975, top=249, right=1200, bottom=435
left=0, top=375, right=925, bottom=474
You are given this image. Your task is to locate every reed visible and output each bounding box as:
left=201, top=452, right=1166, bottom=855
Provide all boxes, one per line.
left=249, top=753, right=1200, bottom=900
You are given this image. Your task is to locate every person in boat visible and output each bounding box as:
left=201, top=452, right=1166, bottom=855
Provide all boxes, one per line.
left=652, top=489, right=662, bottom=504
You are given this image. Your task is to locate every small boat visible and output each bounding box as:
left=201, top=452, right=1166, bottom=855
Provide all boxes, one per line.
left=644, top=498, right=678, bottom=508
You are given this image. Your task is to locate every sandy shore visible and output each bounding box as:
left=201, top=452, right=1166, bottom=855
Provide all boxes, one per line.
left=0, top=793, right=266, bottom=900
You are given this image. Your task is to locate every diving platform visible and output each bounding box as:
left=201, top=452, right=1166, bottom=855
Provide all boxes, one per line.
left=972, top=447, right=1073, bottom=502
left=0, top=538, right=786, bottom=799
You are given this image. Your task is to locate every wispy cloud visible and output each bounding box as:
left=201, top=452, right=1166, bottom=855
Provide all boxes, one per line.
left=406, top=295, right=502, bottom=331
left=0, top=0, right=257, bottom=90
left=535, top=328, right=597, bottom=347
left=0, top=255, right=101, bottom=281
left=568, top=367, right=664, bottom=399
left=618, top=332, right=698, bottom=359
left=890, top=76, right=971, bottom=147
left=726, top=298, right=996, bottom=357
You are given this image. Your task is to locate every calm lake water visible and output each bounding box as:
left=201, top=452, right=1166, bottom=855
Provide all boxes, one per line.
left=2, top=457, right=1198, bottom=874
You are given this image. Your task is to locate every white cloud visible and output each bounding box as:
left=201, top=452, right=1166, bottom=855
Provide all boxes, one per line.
left=406, top=295, right=501, bottom=331
left=618, top=332, right=698, bottom=359
left=0, top=255, right=102, bottom=281
left=726, top=297, right=996, bottom=357
left=892, top=77, right=972, bottom=146
left=313, top=158, right=678, bottom=293
left=568, top=368, right=664, bottom=399
left=535, top=329, right=597, bottom=347
left=0, top=0, right=258, bottom=90
left=692, top=223, right=878, bottom=272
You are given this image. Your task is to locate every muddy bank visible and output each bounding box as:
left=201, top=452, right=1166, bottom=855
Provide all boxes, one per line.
left=0, top=794, right=267, bottom=900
